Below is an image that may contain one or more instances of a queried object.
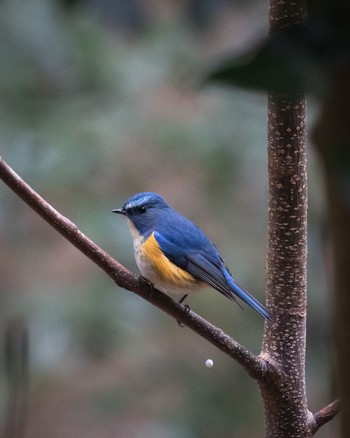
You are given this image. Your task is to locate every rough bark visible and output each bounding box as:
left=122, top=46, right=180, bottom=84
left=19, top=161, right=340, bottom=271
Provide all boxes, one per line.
left=262, top=94, right=309, bottom=437
left=261, top=0, right=310, bottom=436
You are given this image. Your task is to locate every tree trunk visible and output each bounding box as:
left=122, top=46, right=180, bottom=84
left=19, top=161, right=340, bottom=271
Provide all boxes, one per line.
left=262, top=93, right=309, bottom=437
left=261, top=0, right=309, bottom=436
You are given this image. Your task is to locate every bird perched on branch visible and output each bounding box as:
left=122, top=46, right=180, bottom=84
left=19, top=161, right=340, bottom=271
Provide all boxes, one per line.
left=113, top=192, right=272, bottom=321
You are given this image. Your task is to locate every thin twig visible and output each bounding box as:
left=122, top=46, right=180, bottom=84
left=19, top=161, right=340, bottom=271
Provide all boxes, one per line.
left=0, top=156, right=277, bottom=383
left=311, top=399, right=341, bottom=434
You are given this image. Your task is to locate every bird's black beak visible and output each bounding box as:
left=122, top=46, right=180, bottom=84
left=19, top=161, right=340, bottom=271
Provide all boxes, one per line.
left=112, top=208, right=126, bottom=215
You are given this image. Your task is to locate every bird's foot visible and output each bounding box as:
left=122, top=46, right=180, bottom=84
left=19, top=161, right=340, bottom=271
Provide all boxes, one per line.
left=139, top=275, right=154, bottom=293
left=177, top=303, right=190, bottom=327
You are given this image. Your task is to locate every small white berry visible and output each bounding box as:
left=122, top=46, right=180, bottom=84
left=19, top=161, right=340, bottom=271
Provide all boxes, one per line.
left=205, top=359, right=214, bottom=368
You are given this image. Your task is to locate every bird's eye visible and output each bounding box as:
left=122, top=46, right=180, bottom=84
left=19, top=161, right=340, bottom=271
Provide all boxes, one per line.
left=137, top=206, right=147, bottom=214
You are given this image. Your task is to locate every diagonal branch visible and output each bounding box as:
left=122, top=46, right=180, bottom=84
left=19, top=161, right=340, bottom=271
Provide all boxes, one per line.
left=0, top=156, right=279, bottom=384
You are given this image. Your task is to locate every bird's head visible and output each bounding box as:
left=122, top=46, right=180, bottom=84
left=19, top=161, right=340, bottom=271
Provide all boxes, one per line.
left=113, top=192, right=170, bottom=235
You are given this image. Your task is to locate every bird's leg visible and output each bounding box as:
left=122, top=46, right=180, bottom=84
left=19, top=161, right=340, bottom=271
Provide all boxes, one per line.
left=177, top=294, right=190, bottom=327
left=179, top=294, right=190, bottom=314
left=179, top=294, right=188, bottom=304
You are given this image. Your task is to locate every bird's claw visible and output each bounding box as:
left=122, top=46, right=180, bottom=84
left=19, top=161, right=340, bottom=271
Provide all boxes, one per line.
left=177, top=304, right=190, bottom=327
left=139, top=275, right=154, bottom=292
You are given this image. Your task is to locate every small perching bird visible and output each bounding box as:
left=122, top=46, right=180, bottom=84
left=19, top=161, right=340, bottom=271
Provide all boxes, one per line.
left=113, top=192, right=272, bottom=321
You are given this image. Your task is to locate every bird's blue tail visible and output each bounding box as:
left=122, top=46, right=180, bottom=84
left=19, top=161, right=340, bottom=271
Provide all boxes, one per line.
left=224, top=272, right=272, bottom=321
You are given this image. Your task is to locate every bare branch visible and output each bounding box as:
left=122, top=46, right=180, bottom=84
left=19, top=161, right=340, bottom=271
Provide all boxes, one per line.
left=0, top=157, right=278, bottom=383
left=311, top=399, right=341, bottom=435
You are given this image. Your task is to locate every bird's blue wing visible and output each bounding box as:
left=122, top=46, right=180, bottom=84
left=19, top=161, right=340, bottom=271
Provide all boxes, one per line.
left=153, top=230, right=238, bottom=302
left=153, top=230, right=272, bottom=321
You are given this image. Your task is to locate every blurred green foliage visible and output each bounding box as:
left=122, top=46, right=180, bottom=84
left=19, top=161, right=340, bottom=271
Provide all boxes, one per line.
left=0, top=0, right=334, bottom=437
left=207, top=0, right=350, bottom=96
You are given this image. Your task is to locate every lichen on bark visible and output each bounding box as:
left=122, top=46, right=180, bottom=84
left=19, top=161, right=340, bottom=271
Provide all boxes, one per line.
left=262, top=93, right=309, bottom=437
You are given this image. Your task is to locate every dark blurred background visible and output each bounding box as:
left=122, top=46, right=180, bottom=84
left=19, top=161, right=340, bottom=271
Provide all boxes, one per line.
left=0, top=0, right=334, bottom=437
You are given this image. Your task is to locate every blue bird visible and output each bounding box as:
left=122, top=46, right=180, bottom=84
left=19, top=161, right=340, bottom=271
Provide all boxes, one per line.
left=113, top=192, right=272, bottom=321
